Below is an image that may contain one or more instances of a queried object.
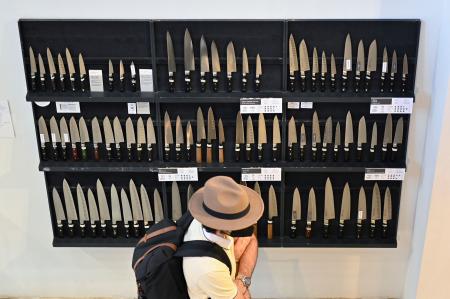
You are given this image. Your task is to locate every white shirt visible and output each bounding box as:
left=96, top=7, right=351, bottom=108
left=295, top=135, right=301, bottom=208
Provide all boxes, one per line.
left=182, top=219, right=237, bottom=299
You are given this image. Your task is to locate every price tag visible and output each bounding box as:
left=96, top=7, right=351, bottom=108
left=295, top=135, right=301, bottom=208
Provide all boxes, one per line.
left=287, top=102, right=300, bottom=109
left=137, top=102, right=151, bottom=114
left=55, top=102, right=80, bottom=113
left=365, top=168, right=406, bottom=181
left=63, top=133, right=70, bottom=143
left=240, top=98, right=282, bottom=114
left=370, top=97, right=413, bottom=114
left=139, top=69, right=154, bottom=92
left=241, top=168, right=282, bottom=182
left=301, top=101, right=313, bottom=109
left=89, top=70, right=104, bottom=92
left=128, top=103, right=137, bottom=114
left=158, top=168, right=198, bottom=182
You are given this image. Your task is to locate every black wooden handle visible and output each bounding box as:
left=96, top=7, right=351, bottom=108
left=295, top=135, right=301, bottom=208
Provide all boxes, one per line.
left=200, top=74, right=207, bottom=92
left=357, top=147, right=363, bottom=161
left=52, top=145, right=59, bottom=161
left=369, top=148, right=375, bottom=161
left=40, top=75, right=46, bottom=90
left=258, top=144, right=264, bottom=161
left=101, top=224, right=107, bottom=238
left=356, top=222, right=362, bottom=239
left=50, top=75, right=56, bottom=91
left=148, top=145, right=153, bottom=162
left=68, top=224, right=74, bottom=237
left=272, top=144, right=279, bottom=162
left=323, top=223, right=329, bottom=239
left=330, top=76, right=336, bottom=92
left=137, top=145, right=142, bottom=161
left=60, top=75, right=65, bottom=92
left=109, top=74, right=114, bottom=91
left=380, top=74, right=386, bottom=93
left=235, top=145, right=241, bottom=161
left=241, top=74, right=247, bottom=92
left=80, top=225, right=85, bottom=238
left=57, top=224, right=64, bottom=238
left=164, top=146, right=170, bottom=161
left=69, top=75, right=75, bottom=91
left=370, top=221, right=376, bottom=238
left=289, top=221, right=297, bottom=239
left=401, top=77, right=407, bottom=93
left=391, top=146, right=398, bottom=161
left=300, top=146, right=304, bottom=161
left=288, top=145, right=294, bottom=161
left=134, top=224, right=140, bottom=237
left=185, top=72, right=192, bottom=92
left=31, top=74, right=37, bottom=91
left=246, top=144, right=252, bottom=161
left=227, top=75, right=233, bottom=92
left=389, top=74, right=395, bottom=93
left=168, top=74, right=175, bottom=92
left=338, top=222, right=344, bottom=238
left=322, top=146, right=327, bottom=161
left=334, top=147, right=339, bottom=161
left=289, top=75, right=296, bottom=92
left=119, top=78, right=125, bottom=92
left=175, top=145, right=181, bottom=161
left=341, top=74, right=348, bottom=92
left=254, top=76, right=261, bottom=92
left=112, top=225, right=118, bottom=238
left=312, top=146, right=317, bottom=161
left=212, top=73, right=219, bottom=92
left=61, top=145, right=67, bottom=161
left=364, top=74, right=371, bottom=92
left=131, top=77, right=137, bottom=92
left=300, top=75, right=307, bottom=92
left=320, top=75, right=326, bottom=92
left=354, top=75, right=361, bottom=93
left=311, top=74, right=317, bottom=92
left=91, top=224, right=97, bottom=238
left=382, top=147, right=388, bottom=161
left=115, top=143, right=122, bottom=161
left=80, top=75, right=87, bottom=92
left=124, top=225, right=130, bottom=238
left=382, top=222, right=388, bottom=238
left=344, top=147, right=350, bottom=161
left=41, top=146, right=48, bottom=161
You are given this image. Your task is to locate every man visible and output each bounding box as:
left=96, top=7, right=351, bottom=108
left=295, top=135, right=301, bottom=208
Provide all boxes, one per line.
left=183, top=176, right=264, bottom=299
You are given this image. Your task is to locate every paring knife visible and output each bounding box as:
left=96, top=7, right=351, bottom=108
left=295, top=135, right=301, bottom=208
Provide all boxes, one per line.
left=164, top=111, right=173, bottom=161
left=76, top=184, right=89, bottom=238
left=255, top=53, right=262, bottom=92
left=300, top=123, right=307, bottom=161
left=87, top=188, right=99, bottom=237
left=311, top=47, right=319, bottom=92
left=57, top=53, right=66, bottom=91
left=130, top=179, right=144, bottom=237
left=290, top=187, right=301, bottom=238
left=59, top=117, right=69, bottom=160
left=258, top=113, right=267, bottom=161
left=110, top=184, right=122, bottom=238
left=207, top=107, right=216, bottom=163
left=184, top=29, right=195, bottom=92
left=235, top=111, right=245, bottom=161
left=52, top=188, right=66, bottom=237
left=200, top=35, right=210, bottom=92
left=166, top=31, right=176, bottom=92
left=357, top=116, right=367, bottom=161
left=334, top=121, right=341, bottom=161
left=342, top=34, right=352, bottom=92
left=65, top=48, right=76, bottom=91
left=299, top=39, right=310, bottom=92
left=108, top=59, right=114, bottom=91
left=211, top=41, right=221, bottom=92
left=402, top=54, right=409, bottom=93
left=154, top=189, right=164, bottom=223
left=288, top=34, right=299, bottom=92
left=218, top=118, right=225, bottom=164
left=311, top=111, right=321, bottom=161
left=79, top=53, right=88, bottom=92
left=267, top=185, right=278, bottom=240
left=172, top=181, right=182, bottom=222
left=147, top=117, right=156, bottom=162
left=63, top=179, right=78, bottom=237
left=47, top=48, right=56, bottom=91
left=119, top=60, right=125, bottom=92
left=354, top=40, right=365, bottom=93
left=246, top=115, right=254, bottom=161
left=339, top=182, right=351, bottom=238
left=306, top=187, right=317, bottom=238
left=103, top=116, right=115, bottom=161
left=96, top=179, right=111, bottom=237
left=69, top=117, right=80, bottom=161
left=186, top=121, right=194, bottom=162
left=226, top=42, right=237, bottom=92
left=137, top=117, right=146, bottom=161
left=389, top=51, right=398, bottom=93
left=357, top=186, right=367, bottom=239
left=380, top=47, right=389, bottom=92
left=392, top=117, right=404, bottom=161
left=365, top=40, right=377, bottom=92
left=383, top=187, right=392, bottom=238
left=344, top=111, right=354, bottom=161
left=49, top=116, right=61, bottom=161
left=382, top=114, right=393, bottom=161
left=272, top=115, right=281, bottom=162
left=29, top=47, right=37, bottom=91
left=121, top=188, right=133, bottom=238
left=79, top=117, right=90, bottom=161
left=322, top=116, right=333, bottom=161
left=38, top=53, right=46, bottom=90
left=130, top=61, right=137, bottom=91
left=91, top=117, right=102, bottom=161
left=323, top=178, right=335, bottom=238
left=175, top=115, right=184, bottom=161
left=196, top=107, right=206, bottom=163
left=288, top=116, right=297, bottom=161
left=371, top=182, right=382, bottom=238
left=241, top=47, right=249, bottom=92
left=320, top=50, right=327, bottom=92
left=253, top=182, right=261, bottom=237
left=140, top=185, right=154, bottom=230
left=330, top=53, right=337, bottom=91
left=370, top=122, right=378, bottom=161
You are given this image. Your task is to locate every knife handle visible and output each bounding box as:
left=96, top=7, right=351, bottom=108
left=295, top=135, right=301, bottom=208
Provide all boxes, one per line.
left=227, top=74, right=233, bottom=92
left=200, top=73, right=207, bottom=92
left=354, top=74, right=361, bottom=93
left=370, top=220, right=376, bottom=238
left=401, top=76, right=407, bottom=93
left=255, top=75, right=261, bottom=92
left=40, top=75, right=46, bottom=90
left=300, top=74, right=307, bottom=92
left=267, top=220, right=273, bottom=240
left=71, top=144, right=79, bottom=161
left=80, top=224, right=85, bottom=238
left=364, top=74, right=371, bottom=92
left=108, top=74, right=114, bottom=91
left=81, top=144, right=88, bottom=161
left=389, top=74, right=395, bottom=93
left=341, top=73, right=348, bottom=92
left=91, top=224, right=97, bottom=237
left=60, top=75, right=66, bottom=92
left=185, top=71, right=192, bottom=92
left=50, top=75, right=56, bottom=91
left=258, top=144, right=264, bottom=161
left=320, top=74, right=326, bottom=92
left=106, top=146, right=112, bottom=161
left=311, top=74, right=317, bottom=92
left=61, top=145, right=67, bottom=161
left=207, top=144, right=213, bottom=163
left=382, top=221, right=388, bottom=238
left=124, top=225, right=130, bottom=238
left=288, top=145, right=293, bottom=161
left=116, top=143, right=122, bottom=161
left=241, top=73, right=247, bottom=92
left=305, top=222, right=312, bottom=239
left=94, top=145, right=100, bottom=161
left=330, top=75, right=336, bottom=92
left=289, top=75, right=296, bottom=92
left=68, top=223, right=74, bottom=237
left=164, top=145, right=170, bottom=161
left=357, top=147, right=363, bottom=161
left=391, top=145, right=398, bottom=161
left=112, top=224, right=118, bottom=238
left=289, top=220, right=297, bottom=239
left=338, top=221, right=344, bottom=238
left=52, top=145, right=59, bottom=161
left=137, top=145, right=143, bottom=161
left=175, top=145, right=182, bottom=161
left=219, top=145, right=224, bottom=163
left=147, top=144, right=153, bottom=162
left=356, top=221, right=362, bottom=239
left=131, top=76, right=137, bottom=92
left=40, top=145, right=48, bottom=161
left=272, top=144, right=278, bottom=162
left=101, top=224, right=107, bottom=238
left=334, top=146, right=339, bottom=161
left=196, top=143, right=202, bottom=163
left=312, top=146, right=317, bottom=161
left=299, top=146, right=304, bottom=161
left=56, top=224, right=64, bottom=238
left=120, top=77, right=125, bottom=92
left=323, top=222, right=329, bottom=239
left=382, top=146, right=388, bottom=161
left=134, top=223, right=140, bottom=237
left=235, top=144, right=241, bottom=161
left=69, top=74, right=75, bottom=91
left=344, top=147, right=350, bottom=161
left=128, top=146, right=133, bottom=161
left=212, top=73, right=219, bottom=92
left=80, top=74, right=87, bottom=92
left=245, top=144, right=252, bottom=162
left=322, top=146, right=327, bottom=161
left=168, top=72, right=175, bottom=92
left=380, top=74, right=386, bottom=93
left=31, top=74, right=37, bottom=91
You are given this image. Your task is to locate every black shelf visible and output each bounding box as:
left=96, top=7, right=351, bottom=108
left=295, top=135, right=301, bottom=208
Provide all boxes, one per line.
left=283, top=93, right=415, bottom=103
left=283, top=237, right=396, bottom=248
left=53, top=237, right=139, bottom=247
left=26, top=91, right=156, bottom=102
left=158, top=91, right=283, bottom=103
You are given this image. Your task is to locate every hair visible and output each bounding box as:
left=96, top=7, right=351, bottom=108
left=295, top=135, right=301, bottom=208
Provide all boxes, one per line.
left=202, top=225, right=217, bottom=233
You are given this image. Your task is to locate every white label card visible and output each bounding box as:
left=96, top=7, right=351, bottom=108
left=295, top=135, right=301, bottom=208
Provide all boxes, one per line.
left=137, top=102, right=151, bottom=114
left=301, top=102, right=313, bottom=109
left=55, top=102, right=81, bottom=113
left=370, top=97, right=413, bottom=114
left=241, top=168, right=282, bottom=182
left=89, top=70, right=104, bottom=92
left=365, top=168, right=406, bottom=181
left=158, top=167, right=198, bottom=182
left=240, top=98, right=282, bottom=114
left=139, top=69, right=154, bottom=92
left=287, top=102, right=300, bottom=109
left=128, top=103, right=137, bottom=114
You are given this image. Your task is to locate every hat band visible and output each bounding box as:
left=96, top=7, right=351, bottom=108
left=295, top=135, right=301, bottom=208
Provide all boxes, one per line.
left=202, top=202, right=251, bottom=220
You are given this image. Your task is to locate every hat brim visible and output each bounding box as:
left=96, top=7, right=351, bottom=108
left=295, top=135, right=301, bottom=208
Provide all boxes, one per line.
left=188, top=185, right=265, bottom=231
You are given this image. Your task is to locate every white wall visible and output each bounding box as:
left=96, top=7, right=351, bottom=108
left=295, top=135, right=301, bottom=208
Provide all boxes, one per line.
left=0, top=0, right=445, bottom=298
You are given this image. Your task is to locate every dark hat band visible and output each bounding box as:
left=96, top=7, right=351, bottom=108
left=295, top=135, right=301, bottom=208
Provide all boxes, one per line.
left=202, top=202, right=251, bottom=220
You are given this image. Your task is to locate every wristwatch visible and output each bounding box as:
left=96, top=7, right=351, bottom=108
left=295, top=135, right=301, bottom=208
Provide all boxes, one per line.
left=237, top=275, right=251, bottom=288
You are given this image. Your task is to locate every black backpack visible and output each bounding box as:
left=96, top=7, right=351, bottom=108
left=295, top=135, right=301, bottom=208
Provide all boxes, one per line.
left=132, top=212, right=232, bottom=299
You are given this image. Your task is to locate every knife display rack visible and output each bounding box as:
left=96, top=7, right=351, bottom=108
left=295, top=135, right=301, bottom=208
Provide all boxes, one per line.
left=19, top=19, right=420, bottom=248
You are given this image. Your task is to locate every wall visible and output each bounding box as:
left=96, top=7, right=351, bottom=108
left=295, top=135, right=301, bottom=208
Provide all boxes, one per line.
left=0, top=0, right=445, bottom=298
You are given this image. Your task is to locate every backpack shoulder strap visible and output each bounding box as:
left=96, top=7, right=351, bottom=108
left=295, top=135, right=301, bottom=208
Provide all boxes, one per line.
left=175, top=240, right=232, bottom=275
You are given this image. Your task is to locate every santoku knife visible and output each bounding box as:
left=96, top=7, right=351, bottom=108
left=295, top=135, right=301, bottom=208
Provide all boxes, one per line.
left=147, top=117, right=156, bottom=162
left=323, top=177, right=335, bottom=238
left=154, top=189, right=164, bottom=223
left=49, top=116, right=61, bottom=160
left=108, top=59, right=114, bottom=91
left=172, top=181, right=182, bottom=222
left=342, top=34, right=352, bottom=92
left=87, top=188, right=99, bottom=237
left=57, top=53, right=66, bottom=91
left=79, top=53, right=88, bottom=92
left=306, top=187, right=317, bottom=238
left=402, top=54, right=409, bottom=93
left=344, top=111, right=354, bottom=161
left=184, top=29, right=195, bottom=92
left=389, top=50, right=398, bottom=93
left=371, top=182, right=382, bottom=238
left=288, top=34, right=299, bottom=92
left=268, top=185, right=278, bottom=240
left=241, top=47, right=249, bottom=92
left=207, top=107, right=216, bottom=163
left=110, top=184, right=122, bottom=238
left=235, top=111, right=245, bottom=161
left=69, top=117, right=80, bottom=161
left=370, top=122, right=378, bottom=161
left=290, top=187, right=301, bottom=238
left=186, top=121, right=194, bottom=162
left=322, top=116, right=333, bottom=161
left=119, top=60, right=125, bottom=92
left=130, top=61, right=137, bottom=91
left=357, top=186, right=367, bottom=239
left=258, top=113, right=267, bottom=161
left=311, top=47, right=319, bottom=92
left=120, top=188, right=133, bottom=238
left=300, top=123, right=306, bottom=161
left=52, top=187, right=66, bottom=237
left=140, top=185, right=154, bottom=230
left=354, top=40, right=365, bottom=93
left=63, top=179, right=78, bottom=237
left=47, top=48, right=56, bottom=91
left=200, top=35, right=210, bottom=92
left=175, top=115, right=184, bottom=161
left=330, top=53, right=337, bottom=91
left=196, top=107, right=206, bottom=163
left=166, top=31, right=176, bottom=92
left=65, top=48, right=76, bottom=91
left=103, top=116, right=115, bottom=161
left=59, top=117, right=69, bottom=160
left=29, top=47, right=37, bottom=91
left=380, top=47, right=388, bottom=92
left=357, top=116, right=367, bottom=161
left=211, top=40, right=221, bottom=92
left=76, top=184, right=89, bottom=238
left=365, top=40, right=377, bottom=92
left=320, top=50, right=327, bottom=92
left=97, top=179, right=111, bottom=237
left=392, top=117, right=404, bottom=161
left=382, top=114, right=393, bottom=161
left=383, top=187, right=392, bottom=238
left=79, top=117, right=90, bottom=160
left=137, top=117, right=146, bottom=161
left=226, top=42, right=237, bottom=92
left=311, top=111, right=321, bottom=161
left=272, top=115, right=281, bottom=161
left=299, top=39, right=310, bottom=92
left=164, top=111, right=173, bottom=161
left=130, top=179, right=144, bottom=237
left=255, top=54, right=262, bottom=91
left=218, top=118, right=225, bottom=163
left=91, top=117, right=102, bottom=161
left=38, top=53, right=46, bottom=90
left=339, top=182, right=351, bottom=238
left=288, top=116, right=297, bottom=161
left=246, top=115, right=254, bottom=161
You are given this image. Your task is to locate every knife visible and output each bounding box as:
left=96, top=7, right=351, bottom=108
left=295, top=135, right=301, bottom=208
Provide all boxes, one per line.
left=147, top=117, right=156, bottom=162
left=103, top=116, right=115, bottom=161
left=59, top=117, right=69, bottom=161
left=354, top=40, right=365, bottom=93
left=253, top=182, right=261, bottom=237
left=365, top=40, right=377, bottom=92
left=402, top=54, right=409, bottom=93
left=130, top=61, right=137, bottom=91
left=320, top=51, right=327, bottom=92
left=140, top=185, right=154, bottom=230
left=241, top=47, right=249, bottom=92
left=110, top=184, right=122, bottom=238
left=322, top=116, right=333, bottom=161
left=119, top=60, right=125, bottom=92
left=323, top=178, right=335, bottom=238
left=311, top=111, right=321, bottom=161
left=370, top=183, right=382, bottom=238
left=330, top=53, right=337, bottom=92
left=154, top=189, right=164, bottom=223
left=392, top=117, right=404, bottom=161
left=136, top=117, right=146, bottom=161
left=334, top=121, right=341, bottom=161
left=258, top=113, right=267, bottom=161
left=186, top=121, right=194, bottom=162
left=357, top=186, right=367, bottom=239
left=357, top=116, right=367, bottom=161
left=49, top=116, right=61, bottom=160
left=300, top=123, right=307, bottom=161
left=29, top=47, right=37, bottom=91
left=288, top=116, right=297, bottom=161
left=380, top=47, right=388, bottom=92
left=255, top=54, right=262, bottom=92
left=91, top=117, right=102, bottom=161
left=175, top=115, right=184, bottom=161
left=207, top=107, right=217, bottom=163
left=108, top=59, right=114, bottom=91
left=218, top=118, right=225, bottom=163
left=311, top=47, right=319, bottom=92
left=370, top=122, right=378, bottom=161
left=184, top=29, right=195, bottom=92
left=65, top=48, right=76, bottom=91
left=299, top=39, right=310, bottom=92
left=69, top=117, right=80, bottom=161
left=172, top=181, right=182, bottom=222
left=290, top=187, right=301, bottom=238
left=57, top=53, right=66, bottom=92
left=235, top=111, right=245, bottom=161
left=272, top=115, right=281, bottom=162
left=164, top=111, right=173, bottom=161
left=130, top=179, right=144, bottom=237
left=196, top=107, right=206, bottom=163
left=268, top=185, right=278, bottom=240
left=306, top=187, right=317, bottom=238
left=47, top=48, right=56, bottom=91
left=79, top=53, right=88, bottom=92
left=226, top=42, right=237, bottom=92
left=38, top=53, right=46, bottom=90
left=339, top=182, right=351, bottom=238
left=288, top=34, right=299, bottom=92
left=382, top=114, right=393, bottom=161
left=97, top=179, right=111, bottom=237
left=79, top=117, right=90, bottom=161
left=211, top=40, right=221, bottom=92
left=166, top=31, right=176, bottom=92
left=344, top=111, right=354, bottom=161
left=246, top=115, right=254, bottom=161
left=383, top=187, right=392, bottom=238
left=389, top=51, right=398, bottom=93
left=120, top=188, right=132, bottom=238
left=342, top=34, right=352, bottom=92
left=76, top=184, right=89, bottom=238
left=200, top=35, right=210, bottom=92
left=63, top=179, right=78, bottom=237
left=113, top=116, right=125, bottom=161
left=187, top=184, right=195, bottom=203
left=52, top=187, right=66, bottom=237
left=87, top=188, right=99, bottom=237
left=125, top=117, right=136, bottom=161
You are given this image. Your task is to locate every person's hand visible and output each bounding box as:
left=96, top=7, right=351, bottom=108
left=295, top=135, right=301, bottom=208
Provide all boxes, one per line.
left=235, top=279, right=250, bottom=299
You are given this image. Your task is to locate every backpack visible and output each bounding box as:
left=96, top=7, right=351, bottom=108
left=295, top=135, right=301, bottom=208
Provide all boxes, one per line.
left=132, top=212, right=232, bottom=299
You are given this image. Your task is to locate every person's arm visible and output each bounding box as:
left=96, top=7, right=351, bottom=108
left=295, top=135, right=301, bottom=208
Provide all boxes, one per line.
left=234, top=234, right=258, bottom=277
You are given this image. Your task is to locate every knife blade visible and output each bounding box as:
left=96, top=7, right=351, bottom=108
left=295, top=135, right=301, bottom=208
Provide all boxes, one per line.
left=167, top=31, right=176, bottom=92
left=87, top=188, right=99, bottom=237
left=140, top=185, right=153, bottom=229
left=108, top=59, right=114, bottom=91
left=389, top=50, right=398, bottom=93
left=380, top=46, right=389, bottom=92
left=79, top=117, right=90, bottom=160
left=57, top=53, right=66, bottom=91
left=365, top=40, right=377, bottom=92
left=147, top=117, right=156, bottom=162
left=136, top=117, right=146, bottom=161
left=175, top=115, right=184, bottom=161
left=344, top=111, right=354, bottom=161
left=330, top=52, right=337, bottom=91
left=164, top=111, right=173, bottom=161
left=185, top=121, right=194, bottom=162
left=52, top=187, right=66, bottom=237
left=65, top=48, right=76, bottom=91
left=267, top=185, right=278, bottom=240
left=382, top=114, right=393, bottom=161
left=69, top=117, right=80, bottom=161
left=187, top=184, right=194, bottom=205
left=226, top=42, right=237, bottom=92
left=382, top=187, right=392, bottom=238
left=211, top=40, right=221, bottom=92
left=130, top=179, right=143, bottom=237
left=300, top=123, right=307, bottom=161
left=235, top=111, right=245, bottom=161
left=272, top=115, right=281, bottom=162
left=320, top=50, right=327, bottom=92
left=288, top=116, right=297, bottom=161
left=47, top=48, right=56, bottom=91
left=288, top=34, right=299, bottom=92
left=96, top=179, right=111, bottom=237
left=339, top=182, right=351, bottom=237
left=357, top=116, right=367, bottom=161
left=257, top=113, right=267, bottom=161
left=342, top=34, right=352, bottom=92
left=91, top=117, right=102, bottom=161
left=125, top=118, right=136, bottom=161
left=29, top=47, right=37, bottom=91
left=255, top=53, right=262, bottom=92
left=402, top=53, right=409, bottom=93
left=322, top=116, right=333, bottom=161
left=130, top=61, right=137, bottom=91
left=354, top=40, right=365, bottom=93
left=306, top=187, right=317, bottom=238
left=38, top=53, right=46, bottom=90
left=63, top=179, right=78, bottom=237
left=103, top=116, right=115, bottom=161
left=246, top=115, right=254, bottom=161
left=119, top=60, right=125, bottom=92
left=290, top=187, right=301, bottom=239
left=218, top=118, right=225, bottom=164
left=110, top=184, right=122, bottom=238
left=241, top=47, right=249, bottom=92
left=311, top=111, right=321, bottom=161
left=154, top=189, right=164, bottom=223
left=207, top=107, right=217, bottom=163
left=392, top=117, right=404, bottom=161
left=49, top=116, right=61, bottom=160
left=334, top=121, right=341, bottom=161
left=370, top=182, right=382, bottom=238
left=59, top=116, right=69, bottom=160
left=120, top=188, right=132, bottom=238
left=323, top=177, right=335, bottom=238
left=196, top=107, right=206, bottom=163
left=171, top=181, right=182, bottom=222
left=200, top=35, right=210, bottom=92
left=357, top=186, right=367, bottom=239
left=79, top=53, right=88, bottom=92
left=370, top=122, right=378, bottom=161
left=299, top=39, right=310, bottom=92
left=311, top=47, right=319, bottom=92
left=184, top=29, right=195, bottom=92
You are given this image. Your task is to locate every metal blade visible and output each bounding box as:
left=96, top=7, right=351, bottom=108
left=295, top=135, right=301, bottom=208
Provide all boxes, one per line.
left=146, top=117, right=156, bottom=144
left=331, top=53, right=337, bottom=76
left=312, top=111, right=321, bottom=145
left=218, top=118, right=225, bottom=144
left=65, top=48, right=75, bottom=75
left=29, top=47, right=37, bottom=74
left=403, top=54, right=409, bottom=75
left=200, top=35, right=210, bottom=73
left=211, top=41, right=221, bottom=73
left=367, top=40, right=378, bottom=72
left=258, top=113, right=267, bottom=144
left=164, top=111, right=174, bottom=145
left=344, top=111, right=354, bottom=146
left=87, top=188, right=99, bottom=224
left=96, top=179, right=111, bottom=222
left=273, top=115, right=281, bottom=144
left=79, top=117, right=90, bottom=143
left=196, top=107, right=206, bottom=142
left=356, top=40, right=365, bottom=72
left=171, top=181, right=182, bottom=221
left=38, top=116, right=49, bottom=143
left=292, top=187, right=301, bottom=221
left=175, top=115, right=184, bottom=144
left=91, top=117, right=103, bottom=144
left=103, top=116, right=115, bottom=145
left=69, top=117, right=80, bottom=143
left=166, top=31, right=176, bottom=73
left=268, top=185, right=278, bottom=219
left=49, top=116, right=61, bottom=143
left=187, top=184, right=195, bottom=202
left=312, top=47, right=319, bottom=74
left=324, top=178, right=335, bottom=221
left=300, top=123, right=307, bottom=147
left=371, top=122, right=378, bottom=149
left=340, top=182, right=351, bottom=220
left=343, top=34, right=352, bottom=73
left=289, top=34, right=299, bottom=74
left=357, top=116, right=367, bottom=146
left=391, top=50, right=398, bottom=74
left=52, top=188, right=66, bottom=223
left=38, top=53, right=46, bottom=76
left=63, top=179, right=78, bottom=222
left=382, top=47, right=388, bottom=74
left=256, top=54, right=262, bottom=77
left=186, top=121, right=194, bottom=145
left=321, top=51, right=327, bottom=74
left=383, top=114, right=393, bottom=146
left=184, top=29, right=195, bottom=71
left=246, top=115, right=255, bottom=144
left=110, top=184, right=122, bottom=224
left=207, top=107, right=217, bottom=143
left=140, top=185, right=153, bottom=222
left=299, top=39, right=310, bottom=73
left=288, top=116, right=297, bottom=146
left=236, top=111, right=245, bottom=144
left=242, top=48, right=249, bottom=75
left=153, top=189, right=164, bottom=222
left=108, top=59, right=114, bottom=76
left=358, top=187, right=367, bottom=220
left=383, top=187, right=392, bottom=221
left=137, top=117, right=146, bottom=145
left=120, top=189, right=133, bottom=223
left=335, top=121, right=341, bottom=147
left=59, top=117, right=70, bottom=144
left=46, top=48, right=56, bottom=75
left=129, top=179, right=143, bottom=221
left=125, top=117, right=136, bottom=146
left=323, top=116, right=333, bottom=145
left=393, top=117, right=404, bottom=146
left=78, top=53, right=86, bottom=76
left=307, top=188, right=317, bottom=222
left=119, top=60, right=125, bottom=79
left=253, top=182, right=261, bottom=196
left=371, top=183, right=382, bottom=220
left=57, top=53, right=66, bottom=75
left=226, top=42, right=237, bottom=74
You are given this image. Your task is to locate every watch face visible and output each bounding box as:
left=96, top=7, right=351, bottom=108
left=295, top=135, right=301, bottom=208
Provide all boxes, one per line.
left=243, top=277, right=251, bottom=287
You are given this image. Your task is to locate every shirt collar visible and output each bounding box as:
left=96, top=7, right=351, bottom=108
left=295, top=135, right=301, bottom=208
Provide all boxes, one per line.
left=202, top=228, right=233, bottom=250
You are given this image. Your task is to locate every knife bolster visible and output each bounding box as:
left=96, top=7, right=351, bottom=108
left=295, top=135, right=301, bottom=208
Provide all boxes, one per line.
left=218, top=145, right=224, bottom=163
left=185, top=71, right=192, bottom=92
left=196, top=143, right=202, bottom=163
left=206, top=144, right=213, bottom=163
left=306, top=222, right=312, bottom=238
left=241, top=74, right=247, bottom=92
left=212, top=72, right=219, bottom=92
left=168, top=73, right=175, bottom=92
left=267, top=220, right=273, bottom=240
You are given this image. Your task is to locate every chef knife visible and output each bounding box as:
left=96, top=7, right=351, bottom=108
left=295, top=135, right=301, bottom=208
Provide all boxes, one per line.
left=130, top=61, right=137, bottom=91
left=65, top=48, right=76, bottom=91
left=164, top=111, right=173, bottom=161
left=253, top=182, right=261, bottom=237
left=380, top=47, right=388, bottom=92
left=140, top=185, right=153, bottom=230
left=63, top=179, right=78, bottom=237
left=52, top=187, right=66, bottom=237
left=175, top=115, right=184, bottom=161
left=258, top=113, right=267, bottom=161
left=334, top=121, right=341, bottom=161
left=311, top=111, right=321, bottom=161
left=339, top=182, right=351, bottom=238
left=382, top=187, right=392, bottom=238
left=79, top=117, right=90, bottom=160
left=200, top=35, right=209, bottom=92
left=47, top=48, right=56, bottom=91
left=357, top=116, right=367, bottom=161
left=288, top=116, right=297, bottom=161
left=172, top=181, right=182, bottom=222
left=76, top=184, right=89, bottom=238
left=130, top=179, right=144, bottom=237
left=79, top=53, right=88, bottom=92
left=196, top=107, right=206, bottom=163
left=344, top=111, right=354, bottom=161
left=311, top=47, right=319, bottom=92
left=69, top=117, right=80, bottom=161
left=120, top=188, right=132, bottom=238
left=290, top=187, right=301, bottom=238
left=330, top=53, right=337, bottom=91
left=288, top=34, right=299, bottom=92
left=300, top=123, right=307, bottom=161
left=272, top=115, right=281, bottom=162
left=218, top=118, right=225, bottom=163
left=186, top=121, right=194, bottom=162
left=184, top=29, right=195, bottom=92
left=241, top=47, right=249, bottom=92
left=306, top=187, right=317, bottom=238
left=110, top=184, right=122, bottom=238
left=147, top=117, right=156, bottom=162
left=370, top=182, right=382, bottom=238
left=187, top=184, right=194, bottom=204
left=299, top=39, right=310, bottom=92
left=354, top=40, right=365, bottom=93
left=382, top=114, right=393, bottom=161
left=137, top=117, right=146, bottom=161
left=235, top=111, right=245, bottom=161
left=207, top=107, right=217, bottom=163
left=389, top=51, right=398, bottom=93
left=38, top=53, right=46, bottom=90
left=402, top=53, right=409, bottom=93
left=57, top=53, right=66, bottom=91
left=342, top=34, right=352, bottom=92
left=29, top=47, right=37, bottom=91
left=322, top=116, right=333, bottom=161
left=211, top=40, right=221, bottom=92
left=154, top=189, right=164, bottom=223
left=59, top=117, right=69, bottom=160
left=119, top=60, right=125, bottom=92
left=320, top=50, right=327, bottom=92
left=365, top=40, right=377, bottom=92
left=255, top=53, right=262, bottom=92
left=246, top=115, right=254, bottom=161
left=91, top=117, right=102, bottom=161
left=392, top=117, right=404, bottom=161
left=370, top=122, right=378, bottom=161
left=49, top=116, right=61, bottom=160
left=357, top=186, right=367, bottom=239
left=87, top=188, right=99, bottom=237
left=167, top=31, right=176, bottom=92
left=103, top=116, right=115, bottom=161
left=268, top=185, right=278, bottom=240
left=226, top=42, right=237, bottom=92
left=96, top=179, right=111, bottom=237
left=108, top=59, right=114, bottom=91
left=323, top=177, right=335, bottom=238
